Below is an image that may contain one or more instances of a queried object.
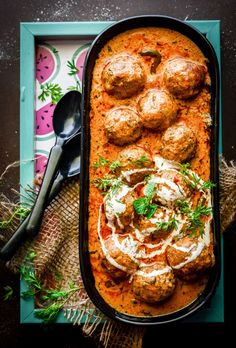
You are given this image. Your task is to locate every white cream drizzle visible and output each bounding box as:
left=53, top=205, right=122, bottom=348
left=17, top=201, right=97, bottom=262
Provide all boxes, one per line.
left=171, top=241, right=205, bottom=269
left=121, top=168, right=156, bottom=182
left=96, top=155, right=214, bottom=274
left=135, top=266, right=172, bottom=278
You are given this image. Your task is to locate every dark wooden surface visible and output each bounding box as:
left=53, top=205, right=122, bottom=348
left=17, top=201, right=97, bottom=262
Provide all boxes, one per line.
left=0, top=0, right=236, bottom=346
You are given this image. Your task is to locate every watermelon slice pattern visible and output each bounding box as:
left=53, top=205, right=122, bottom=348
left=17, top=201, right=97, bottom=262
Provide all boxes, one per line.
left=35, top=154, right=48, bottom=175
left=35, top=42, right=90, bottom=175
left=36, top=102, right=56, bottom=135
left=72, top=44, right=90, bottom=83
left=36, top=44, right=60, bottom=84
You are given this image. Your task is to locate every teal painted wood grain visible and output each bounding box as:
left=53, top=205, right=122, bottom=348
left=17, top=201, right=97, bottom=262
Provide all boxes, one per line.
left=20, top=20, right=223, bottom=324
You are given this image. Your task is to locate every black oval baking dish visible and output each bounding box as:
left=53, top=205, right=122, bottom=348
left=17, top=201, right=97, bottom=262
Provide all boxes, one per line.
left=79, top=15, right=220, bottom=325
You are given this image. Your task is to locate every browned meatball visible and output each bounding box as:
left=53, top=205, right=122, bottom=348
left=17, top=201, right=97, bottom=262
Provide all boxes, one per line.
left=160, top=123, right=197, bottom=163
left=163, top=58, right=207, bottom=99
left=146, top=170, right=192, bottom=206
left=118, top=190, right=137, bottom=228
left=138, top=207, right=176, bottom=242
left=102, top=54, right=146, bottom=99
left=138, top=89, right=178, bottom=130
left=166, top=237, right=215, bottom=280
left=117, top=145, right=155, bottom=184
left=105, top=184, right=137, bottom=229
left=132, top=262, right=176, bottom=303
left=104, top=106, right=142, bottom=146
left=101, top=235, right=138, bottom=278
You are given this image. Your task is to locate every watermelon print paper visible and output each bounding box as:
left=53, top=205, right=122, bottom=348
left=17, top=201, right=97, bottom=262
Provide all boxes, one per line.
left=35, top=41, right=90, bottom=175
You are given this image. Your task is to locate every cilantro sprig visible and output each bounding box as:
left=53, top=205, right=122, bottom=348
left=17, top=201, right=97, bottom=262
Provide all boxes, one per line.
left=179, top=163, right=215, bottom=190
left=19, top=252, right=81, bottom=323
left=176, top=200, right=212, bottom=237
left=133, top=181, right=158, bottom=219
left=156, top=216, right=179, bottom=232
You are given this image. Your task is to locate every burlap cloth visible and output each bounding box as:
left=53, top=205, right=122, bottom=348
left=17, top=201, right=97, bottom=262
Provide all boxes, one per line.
left=0, top=155, right=235, bottom=347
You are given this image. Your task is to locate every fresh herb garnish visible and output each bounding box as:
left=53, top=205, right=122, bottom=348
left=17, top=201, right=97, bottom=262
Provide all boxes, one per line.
left=176, top=200, right=212, bottom=237
left=109, top=161, right=122, bottom=172
left=133, top=181, right=158, bottom=218
left=201, top=180, right=216, bottom=190
left=67, top=59, right=79, bottom=76
left=93, top=175, right=114, bottom=191
left=156, top=216, right=179, bottom=232
left=187, top=204, right=212, bottom=237
left=3, top=286, right=13, bottom=301
left=179, top=163, right=191, bottom=176
left=38, top=83, right=63, bottom=104
left=19, top=252, right=81, bottom=323
left=132, top=155, right=150, bottom=168
left=93, top=155, right=110, bottom=169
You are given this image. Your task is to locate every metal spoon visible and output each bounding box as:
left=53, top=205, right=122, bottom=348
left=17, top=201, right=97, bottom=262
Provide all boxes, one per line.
left=25, top=90, right=81, bottom=237
left=0, top=132, right=81, bottom=260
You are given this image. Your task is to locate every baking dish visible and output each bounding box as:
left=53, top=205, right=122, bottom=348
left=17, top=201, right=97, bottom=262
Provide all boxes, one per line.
left=79, top=15, right=220, bottom=325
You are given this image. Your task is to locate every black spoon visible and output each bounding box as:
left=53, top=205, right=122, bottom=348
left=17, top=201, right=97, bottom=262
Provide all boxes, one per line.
left=25, top=91, right=81, bottom=237
left=0, top=132, right=81, bottom=260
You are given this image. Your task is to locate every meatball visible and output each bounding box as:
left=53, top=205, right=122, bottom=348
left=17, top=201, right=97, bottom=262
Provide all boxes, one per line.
left=132, top=262, right=176, bottom=303
left=102, top=235, right=138, bottom=278
left=102, top=54, right=146, bottom=99
left=166, top=237, right=215, bottom=280
left=105, top=185, right=137, bottom=229
left=117, top=146, right=155, bottom=185
left=117, top=191, right=137, bottom=228
left=163, top=58, right=207, bottom=99
left=137, top=207, right=176, bottom=243
left=146, top=170, right=192, bottom=206
left=104, top=106, right=142, bottom=146
left=138, top=89, right=178, bottom=130
left=160, top=123, right=197, bottom=163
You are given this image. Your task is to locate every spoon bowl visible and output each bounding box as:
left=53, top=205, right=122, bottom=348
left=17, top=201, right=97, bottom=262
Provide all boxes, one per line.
left=53, top=91, right=81, bottom=141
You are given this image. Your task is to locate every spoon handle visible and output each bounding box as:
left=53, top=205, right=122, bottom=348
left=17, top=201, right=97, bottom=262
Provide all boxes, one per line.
left=25, top=144, right=63, bottom=236
left=0, top=174, right=64, bottom=260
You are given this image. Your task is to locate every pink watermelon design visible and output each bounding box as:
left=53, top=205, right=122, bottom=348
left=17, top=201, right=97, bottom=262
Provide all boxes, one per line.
left=36, top=102, right=56, bottom=135
left=35, top=154, right=48, bottom=175
left=36, top=44, right=60, bottom=84
left=75, top=47, right=88, bottom=81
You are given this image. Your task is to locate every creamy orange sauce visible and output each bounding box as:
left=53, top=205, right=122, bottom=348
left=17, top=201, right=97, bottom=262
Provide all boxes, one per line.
left=88, top=27, right=212, bottom=317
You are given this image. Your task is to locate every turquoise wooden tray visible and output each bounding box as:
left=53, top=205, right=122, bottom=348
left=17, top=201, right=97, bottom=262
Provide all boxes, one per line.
left=20, top=20, right=223, bottom=324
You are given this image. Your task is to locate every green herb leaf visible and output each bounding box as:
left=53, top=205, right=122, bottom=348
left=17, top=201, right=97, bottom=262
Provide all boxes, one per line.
left=93, top=175, right=114, bottom=191
left=156, top=217, right=179, bottom=232
left=35, top=302, right=62, bottom=324
left=201, top=180, right=216, bottom=190
left=38, top=83, right=63, bottom=104
left=3, top=285, right=13, bottom=301
left=146, top=203, right=158, bottom=219
left=67, top=59, right=79, bottom=76
left=132, top=155, right=150, bottom=168
left=133, top=197, right=150, bottom=215
left=145, top=182, right=156, bottom=198
left=93, top=155, right=110, bottom=169
left=179, top=163, right=191, bottom=176
left=109, top=161, right=121, bottom=172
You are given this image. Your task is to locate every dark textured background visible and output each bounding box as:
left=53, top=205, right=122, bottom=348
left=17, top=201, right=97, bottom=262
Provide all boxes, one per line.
left=0, top=0, right=235, bottom=346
